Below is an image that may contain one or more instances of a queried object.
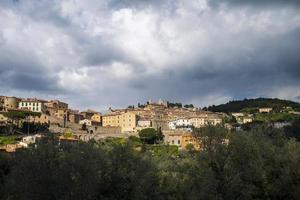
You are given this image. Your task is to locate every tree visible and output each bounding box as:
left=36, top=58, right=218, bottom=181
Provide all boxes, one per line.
left=157, top=127, right=164, bottom=142
left=3, top=139, right=161, bottom=200
left=284, top=119, right=300, bottom=141
left=4, top=110, right=41, bottom=135
left=193, top=125, right=228, bottom=151
left=63, top=130, right=74, bottom=138
left=81, top=123, right=87, bottom=130
left=184, top=104, right=194, bottom=108
left=0, top=152, right=11, bottom=196
left=138, top=128, right=158, bottom=144
left=2, top=126, right=300, bottom=200
left=137, top=103, right=145, bottom=108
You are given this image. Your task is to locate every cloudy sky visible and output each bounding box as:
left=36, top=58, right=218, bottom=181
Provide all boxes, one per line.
left=0, top=0, right=300, bottom=110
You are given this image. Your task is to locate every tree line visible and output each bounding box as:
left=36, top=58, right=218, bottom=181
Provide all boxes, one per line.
left=203, top=98, right=300, bottom=113
left=0, top=125, right=300, bottom=200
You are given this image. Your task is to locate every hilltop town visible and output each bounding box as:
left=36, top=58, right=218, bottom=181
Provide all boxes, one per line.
left=1, top=95, right=300, bottom=199
left=1, top=95, right=300, bottom=152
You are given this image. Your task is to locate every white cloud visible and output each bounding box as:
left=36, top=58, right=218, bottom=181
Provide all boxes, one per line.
left=0, top=0, right=300, bottom=110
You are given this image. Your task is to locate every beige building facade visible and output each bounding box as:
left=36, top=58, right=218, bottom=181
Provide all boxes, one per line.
left=189, top=115, right=222, bottom=128
left=189, top=117, right=206, bottom=128
left=91, top=113, right=101, bottom=122
left=164, top=131, right=200, bottom=150
left=102, top=112, right=137, bottom=133
left=259, top=108, right=273, bottom=113
left=0, top=96, right=19, bottom=111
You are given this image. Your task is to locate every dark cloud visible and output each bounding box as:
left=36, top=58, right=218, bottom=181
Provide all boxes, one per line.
left=0, top=43, right=62, bottom=93
left=82, top=37, right=125, bottom=66
left=0, top=0, right=299, bottom=109
left=5, top=72, right=60, bottom=91
left=0, top=0, right=70, bottom=27
left=123, top=25, right=300, bottom=106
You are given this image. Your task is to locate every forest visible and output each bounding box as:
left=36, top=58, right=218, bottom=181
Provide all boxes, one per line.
left=203, top=98, right=300, bottom=113
left=0, top=125, right=299, bottom=200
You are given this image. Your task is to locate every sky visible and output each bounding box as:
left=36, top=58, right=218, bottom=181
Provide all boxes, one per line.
left=0, top=0, right=300, bottom=111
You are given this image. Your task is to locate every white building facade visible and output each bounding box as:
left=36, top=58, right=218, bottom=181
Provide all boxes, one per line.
left=169, top=119, right=193, bottom=131
left=18, top=99, right=45, bottom=113
left=79, top=119, right=92, bottom=126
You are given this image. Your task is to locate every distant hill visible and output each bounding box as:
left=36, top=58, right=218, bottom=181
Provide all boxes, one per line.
left=203, top=98, right=300, bottom=113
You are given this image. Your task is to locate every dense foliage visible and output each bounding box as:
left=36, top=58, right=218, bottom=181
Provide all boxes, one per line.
left=0, top=122, right=48, bottom=136
left=0, top=126, right=300, bottom=200
left=1, top=111, right=46, bottom=135
left=284, top=119, right=300, bottom=141
left=3, top=111, right=41, bottom=119
left=204, top=98, right=300, bottom=113
left=138, top=128, right=163, bottom=144
left=184, top=104, right=194, bottom=108
left=254, top=112, right=300, bottom=122
left=167, top=102, right=183, bottom=108
left=0, top=136, right=18, bottom=146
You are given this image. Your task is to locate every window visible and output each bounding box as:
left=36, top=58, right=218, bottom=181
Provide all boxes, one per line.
left=171, top=140, right=174, bottom=144
left=178, top=140, right=180, bottom=144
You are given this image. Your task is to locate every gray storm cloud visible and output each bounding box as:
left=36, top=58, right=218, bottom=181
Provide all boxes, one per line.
left=0, top=0, right=299, bottom=110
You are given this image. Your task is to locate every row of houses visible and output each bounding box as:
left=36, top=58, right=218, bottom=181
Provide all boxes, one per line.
left=168, top=116, right=222, bottom=131
left=1, top=96, right=224, bottom=137
left=0, top=96, right=67, bottom=125
left=100, top=101, right=223, bottom=134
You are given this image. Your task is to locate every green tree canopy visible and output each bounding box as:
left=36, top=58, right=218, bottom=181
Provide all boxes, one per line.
left=4, top=110, right=41, bottom=119
left=138, top=128, right=159, bottom=144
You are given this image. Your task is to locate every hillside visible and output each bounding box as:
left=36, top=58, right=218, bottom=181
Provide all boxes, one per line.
left=204, top=98, right=300, bottom=113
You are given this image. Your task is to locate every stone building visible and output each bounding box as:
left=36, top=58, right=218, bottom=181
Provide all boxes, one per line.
left=0, top=96, right=20, bottom=111
left=68, top=110, right=84, bottom=124
left=44, top=100, right=68, bottom=119
left=81, top=109, right=100, bottom=120
left=164, top=130, right=200, bottom=150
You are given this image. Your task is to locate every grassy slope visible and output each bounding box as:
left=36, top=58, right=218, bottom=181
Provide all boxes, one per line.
left=0, top=136, right=18, bottom=146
